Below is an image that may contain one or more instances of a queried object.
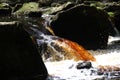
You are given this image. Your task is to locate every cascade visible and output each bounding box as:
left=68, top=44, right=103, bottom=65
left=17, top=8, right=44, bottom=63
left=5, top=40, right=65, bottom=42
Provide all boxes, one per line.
left=30, top=27, right=120, bottom=80
left=30, top=27, right=96, bottom=61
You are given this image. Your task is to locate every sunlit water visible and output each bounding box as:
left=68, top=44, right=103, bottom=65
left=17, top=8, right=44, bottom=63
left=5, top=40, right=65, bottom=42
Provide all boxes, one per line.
left=44, top=36, right=120, bottom=80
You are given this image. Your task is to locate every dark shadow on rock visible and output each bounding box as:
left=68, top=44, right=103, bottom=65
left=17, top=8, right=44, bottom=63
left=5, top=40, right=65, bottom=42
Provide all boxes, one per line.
left=51, top=5, right=114, bottom=50
left=0, top=21, right=48, bottom=80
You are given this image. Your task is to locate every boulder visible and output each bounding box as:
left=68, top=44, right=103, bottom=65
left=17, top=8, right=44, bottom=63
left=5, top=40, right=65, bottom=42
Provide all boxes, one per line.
left=76, top=61, right=92, bottom=69
left=51, top=5, right=114, bottom=50
left=0, top=21, right=48, bottom=80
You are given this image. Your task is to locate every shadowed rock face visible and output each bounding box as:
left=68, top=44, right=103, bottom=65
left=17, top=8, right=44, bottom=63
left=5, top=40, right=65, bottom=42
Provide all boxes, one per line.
left=0, top=22, right=48, bottom=80
left=104, top=4, right=120, bottom=33
left=51, top=5, right=114, bottom=50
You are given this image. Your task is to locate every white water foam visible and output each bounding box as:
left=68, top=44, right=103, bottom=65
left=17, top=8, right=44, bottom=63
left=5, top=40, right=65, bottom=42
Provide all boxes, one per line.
left=45, top=50, right=120, bottom=80
left=108, top=36, right=120, bottom=45
left=94, top=51, right=120, bottom=66
left=43, top=36, right=120, bottom=80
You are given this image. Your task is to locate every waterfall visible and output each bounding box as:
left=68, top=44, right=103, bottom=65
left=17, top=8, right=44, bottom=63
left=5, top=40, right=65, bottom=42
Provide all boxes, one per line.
left=29, top=27, right=120, bottom=80
left=29, top=27, right=96, bottom=61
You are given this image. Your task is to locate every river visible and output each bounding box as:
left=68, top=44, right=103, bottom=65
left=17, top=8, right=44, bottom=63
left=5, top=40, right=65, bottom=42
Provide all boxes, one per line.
left=44, top=36, right=120, bottom=80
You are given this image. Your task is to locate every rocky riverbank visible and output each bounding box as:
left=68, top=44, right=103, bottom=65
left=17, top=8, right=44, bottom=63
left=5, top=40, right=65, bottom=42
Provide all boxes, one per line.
left=0, top=0, right=120, bottom=80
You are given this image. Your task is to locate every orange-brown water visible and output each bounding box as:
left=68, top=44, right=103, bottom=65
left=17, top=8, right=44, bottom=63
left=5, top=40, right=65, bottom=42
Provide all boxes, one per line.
left=56, top=38, right=96, bottom=61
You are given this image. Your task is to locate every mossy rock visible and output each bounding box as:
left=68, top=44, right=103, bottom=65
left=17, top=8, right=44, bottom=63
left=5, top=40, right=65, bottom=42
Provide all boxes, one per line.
left=13, top=2, right=40, bottom=15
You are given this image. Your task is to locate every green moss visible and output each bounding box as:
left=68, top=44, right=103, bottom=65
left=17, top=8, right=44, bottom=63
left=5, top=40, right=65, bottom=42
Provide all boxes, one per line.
left=90, top=2, right=105, bottom=10
left=14, top=2, right=39, bottom=15
left=0, top=3, right=9, bottom=9
left=108, top=12, right=115, bottom=17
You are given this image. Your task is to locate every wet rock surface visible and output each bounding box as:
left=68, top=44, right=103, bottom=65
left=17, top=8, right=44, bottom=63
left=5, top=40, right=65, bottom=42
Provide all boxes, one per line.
left=76, top=61, right=92, bottom=69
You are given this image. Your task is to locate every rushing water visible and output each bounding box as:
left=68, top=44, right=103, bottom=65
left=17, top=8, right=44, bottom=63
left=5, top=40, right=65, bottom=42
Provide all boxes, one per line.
left=30, top=25, right=120, bottom=79
left=43, top=36, right=120, bottom=80
left=45, top=52, right=120, bottom=80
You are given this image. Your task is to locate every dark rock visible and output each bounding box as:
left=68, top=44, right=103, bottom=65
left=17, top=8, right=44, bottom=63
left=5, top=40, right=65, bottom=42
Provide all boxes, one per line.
left=60, top=2, right=75, bottom=12
left=114, top=13, right=120, bottom=32
left=0, top=3, right=12, bottom=16
left=28, top=11, right=42, bottom=17
left=97, top=71, right=104, bottom=75
left=104, top=3, right=120, bottom=34
left=104, top=4, right=120, bottom=12
left=0, top=21, right=48, bottom=80
left=51, top=5, right=114, bottom=50
left=38, top=0, right=53, bottom=6
left=76, top=61, right=92, bottom=69
left=0, top=0, right=38, bottom=4
left=12, top=4, right=23, bottom=13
